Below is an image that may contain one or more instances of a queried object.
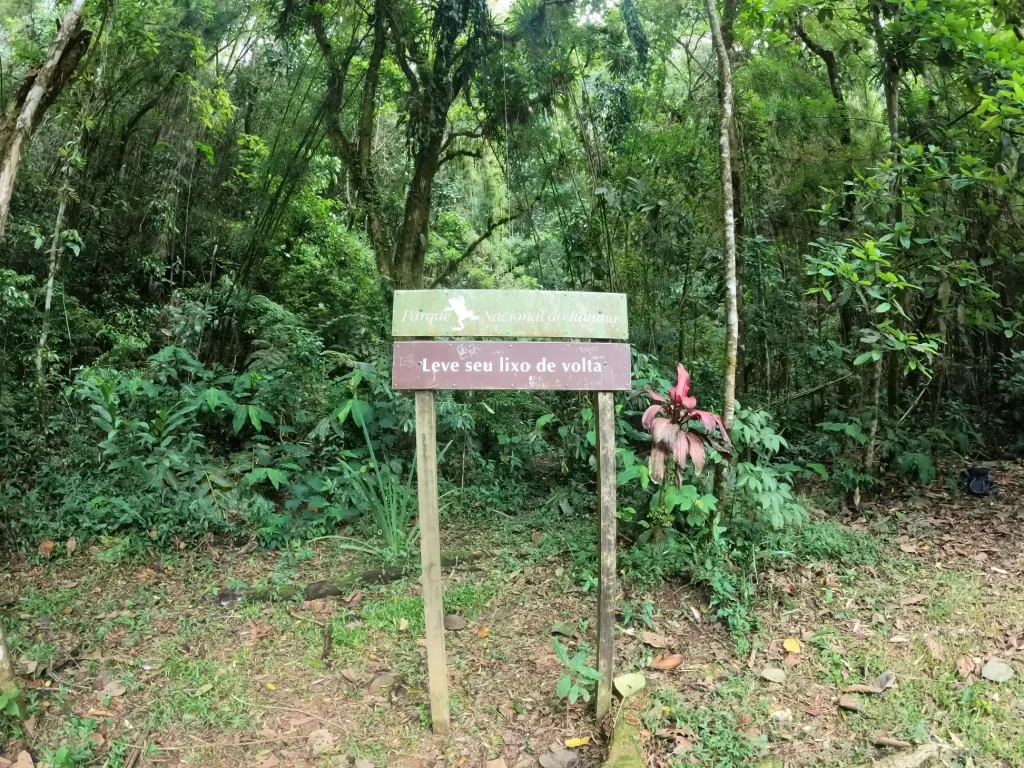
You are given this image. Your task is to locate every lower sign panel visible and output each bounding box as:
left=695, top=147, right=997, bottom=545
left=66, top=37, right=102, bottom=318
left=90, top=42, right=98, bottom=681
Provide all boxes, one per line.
left=392, top=341, right=631, bottom=391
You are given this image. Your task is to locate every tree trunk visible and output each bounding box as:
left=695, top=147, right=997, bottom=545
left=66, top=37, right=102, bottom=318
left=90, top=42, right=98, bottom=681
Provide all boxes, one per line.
left=722, top=0, right=745, bottom=397
left=35, top=194, right=67, bottom=414
left=0, top=614, right=16, bottom=694
left=394, top=135, right=444, bottom=289
left=862, top=3, right=900, bottom=478
left=795, top=23, right=851, bottom=146
left=0, top=0, right=88, bottom=239
left=707, top=0, right=740, bottom=499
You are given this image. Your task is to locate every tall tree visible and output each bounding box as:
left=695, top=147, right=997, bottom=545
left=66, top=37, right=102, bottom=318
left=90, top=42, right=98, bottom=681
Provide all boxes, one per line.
left=707, top=0, right=740, bottom=496
left=305, top=0, right=496, bottom=289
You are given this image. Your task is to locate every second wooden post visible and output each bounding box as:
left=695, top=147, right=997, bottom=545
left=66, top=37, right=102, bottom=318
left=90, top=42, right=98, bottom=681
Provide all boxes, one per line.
left=595, top=390, right=617, bottom=721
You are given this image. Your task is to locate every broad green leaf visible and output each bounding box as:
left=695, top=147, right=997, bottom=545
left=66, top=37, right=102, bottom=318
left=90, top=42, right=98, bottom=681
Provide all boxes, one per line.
left=556, top=675, right=572, bottom=699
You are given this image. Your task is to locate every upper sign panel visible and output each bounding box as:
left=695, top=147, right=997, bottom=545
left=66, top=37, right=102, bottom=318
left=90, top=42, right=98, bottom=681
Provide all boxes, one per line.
left=392, top=290, right=628, bottom=339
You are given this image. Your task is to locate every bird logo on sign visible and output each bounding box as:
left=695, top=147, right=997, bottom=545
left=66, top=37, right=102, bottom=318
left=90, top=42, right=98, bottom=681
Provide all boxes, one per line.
left=447, top=296, right=479, bottom=331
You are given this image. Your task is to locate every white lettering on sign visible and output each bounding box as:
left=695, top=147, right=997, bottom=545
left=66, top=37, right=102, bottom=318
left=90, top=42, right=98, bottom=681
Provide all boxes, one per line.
left=393, top=341, right=632, bottom=391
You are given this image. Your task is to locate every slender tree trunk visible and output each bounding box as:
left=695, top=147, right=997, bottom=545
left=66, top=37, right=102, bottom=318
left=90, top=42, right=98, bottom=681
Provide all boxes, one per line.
left=860, top=5, right=900, bottom=479
left=722, top=0, right=745, bottom=397
left=0, top=620, right=15, bottom=694
left=35, top=195, right=67, bottom=414
left=0, top=0, right=87, bottom=239
left=707, top=0, right=740, bottom=499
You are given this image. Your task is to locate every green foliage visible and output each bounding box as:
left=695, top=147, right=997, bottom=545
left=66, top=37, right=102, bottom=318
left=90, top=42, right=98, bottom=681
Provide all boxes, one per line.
left=552, top=638, right=603, bottom=705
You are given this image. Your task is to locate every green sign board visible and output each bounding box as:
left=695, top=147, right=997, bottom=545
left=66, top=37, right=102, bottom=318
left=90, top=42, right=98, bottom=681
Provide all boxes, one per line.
left=392, top=290, right=628, bottom=339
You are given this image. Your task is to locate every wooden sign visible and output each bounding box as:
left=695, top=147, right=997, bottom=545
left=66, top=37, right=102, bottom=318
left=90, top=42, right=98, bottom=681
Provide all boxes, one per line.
left=392, top=289, right=628, bottom=339
left=392, top=342, right=631, bottom=391
left=394, top=290, right=624, bottom=733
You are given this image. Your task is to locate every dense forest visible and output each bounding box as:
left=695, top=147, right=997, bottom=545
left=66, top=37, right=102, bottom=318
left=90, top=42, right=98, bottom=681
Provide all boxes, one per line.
left=1, top=0, right=1024, bottom=762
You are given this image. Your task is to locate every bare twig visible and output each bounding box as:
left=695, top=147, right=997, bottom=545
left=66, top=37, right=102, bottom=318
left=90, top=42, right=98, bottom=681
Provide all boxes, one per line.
left=773, top=373, right=855, bottom=405
left=230, top=694, right=343, bottom=728
left=896, top=381, right=930, bottom=426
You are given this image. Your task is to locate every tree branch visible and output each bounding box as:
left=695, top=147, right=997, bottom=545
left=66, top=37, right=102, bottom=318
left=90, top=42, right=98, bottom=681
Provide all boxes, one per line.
left=428, top=211, right=523, bottom=288
left=794, top=22, right=851, bottom=145
left=438, top=148, right=481, bottom=167
left=441, top=128, right=484, bottom=153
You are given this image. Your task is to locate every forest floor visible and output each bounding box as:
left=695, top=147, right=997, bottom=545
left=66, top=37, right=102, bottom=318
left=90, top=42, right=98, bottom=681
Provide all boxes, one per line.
left=2, top=464, right=1024, bottom=768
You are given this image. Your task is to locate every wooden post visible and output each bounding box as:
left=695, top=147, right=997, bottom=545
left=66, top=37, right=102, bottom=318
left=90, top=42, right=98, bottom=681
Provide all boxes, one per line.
left=595, top=390, right=617, bottom=721
left=415, top=390, right=450, bottom=734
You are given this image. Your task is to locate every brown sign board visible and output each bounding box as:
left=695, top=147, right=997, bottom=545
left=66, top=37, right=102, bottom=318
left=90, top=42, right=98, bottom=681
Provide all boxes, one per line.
left=391, top=290, right=628, bottom=339
left=392, top=341, right=632, bottom=391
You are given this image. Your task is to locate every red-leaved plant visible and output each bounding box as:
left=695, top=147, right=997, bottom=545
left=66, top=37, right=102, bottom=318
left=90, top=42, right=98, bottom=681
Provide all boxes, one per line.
left=642, top=364, right=731, bottom=487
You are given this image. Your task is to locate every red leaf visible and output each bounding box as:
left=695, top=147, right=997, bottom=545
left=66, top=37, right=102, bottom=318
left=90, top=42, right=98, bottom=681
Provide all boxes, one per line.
left=644, top=389, right=665, bottom=403
left=691, top=410, right=732, bottom=446
left=687, top=433, right=706, bottom=475
left=649, top=446, right=668, bottom=483
left=668, top=365, right=697, bottom=409
left=642, top=404, right=664, bottom=430
left=652, top=418, right=679, bottom=447
left=672, top=430, right=690, bottom=470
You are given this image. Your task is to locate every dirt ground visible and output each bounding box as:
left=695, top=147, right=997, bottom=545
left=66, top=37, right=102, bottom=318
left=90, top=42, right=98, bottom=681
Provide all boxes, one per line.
left=2, top=463, right=1023, bottom=768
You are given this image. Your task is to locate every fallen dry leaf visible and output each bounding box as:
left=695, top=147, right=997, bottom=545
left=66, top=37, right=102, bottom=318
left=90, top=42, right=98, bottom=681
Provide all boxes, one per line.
left=783, top=654, right=802, bottom=669
left=876, top=670, right=897, bottom=691
left=760, top=668, right=786, bottom=684
left=101, top=681, right=126, bottom=697
left=923, top=637, right=942, bottom=660
left=66, top=537, right=77, bottom=556
left=956, top=656, right=977, bottom=678
left=478, top=626, right=490, bottom=639
left=874, top=733, right=912, bottom=749
left=485, top=760, right=509, bottom=768
left=651, top=653, right=683, bottom=670
left=838, top=693, right=864, bottom=713
left=564, top=736, right=590, bottom=748
left=38, top=540, right=54, bottom=558
left=14, top=752, right=33, bottom=768
left=900, top=594, right=927, bottom=606
left=307, top=729, right=338, bottom=754
left=399, top=618, right=409, bottom=632
left=640, top=631, right=669, bottom=649
left=783, top=638, right=802, bottom=654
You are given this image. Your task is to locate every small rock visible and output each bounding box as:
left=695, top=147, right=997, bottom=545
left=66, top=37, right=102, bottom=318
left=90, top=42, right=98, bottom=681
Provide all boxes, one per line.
left=538, top=749, right=577, bottom=768
left=982, top=659, right=1014, bottom=683
left=443, top=614, right=467, bottom=631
